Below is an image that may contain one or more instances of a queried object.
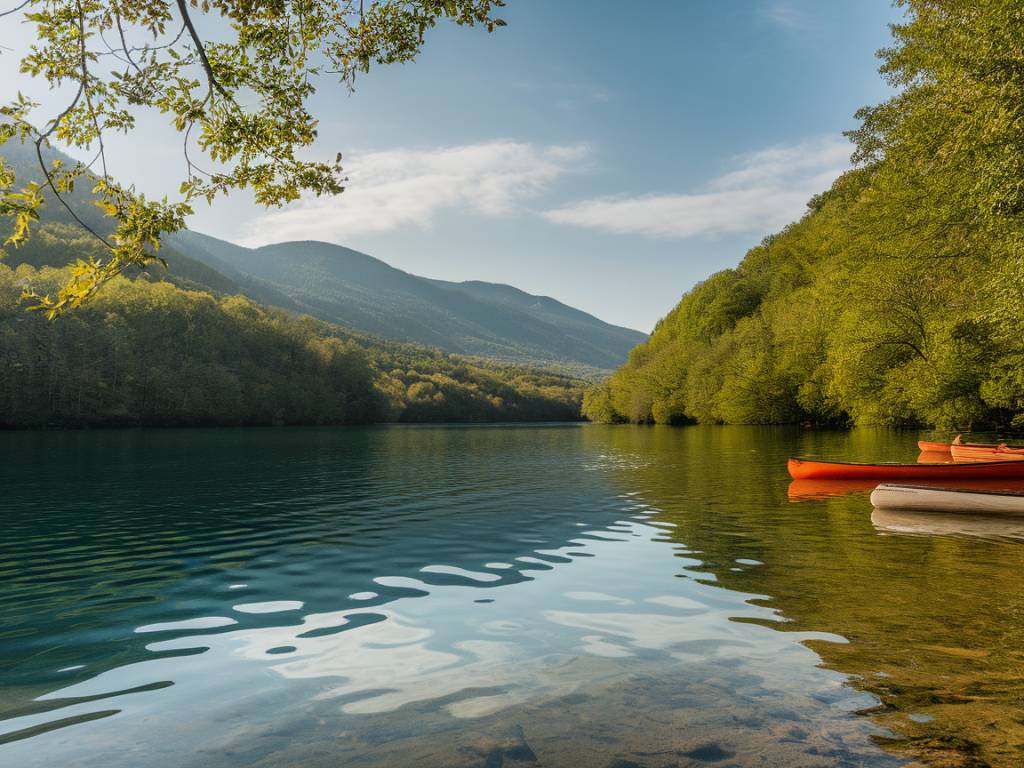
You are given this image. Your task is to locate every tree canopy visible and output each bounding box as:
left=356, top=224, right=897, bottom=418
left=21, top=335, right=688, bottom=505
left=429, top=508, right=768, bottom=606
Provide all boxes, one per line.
left=585, top=0, right=1024, bottom=430
left=0, top=257, right=583, bottom=427
left=0, top=0, right=506, bottom=315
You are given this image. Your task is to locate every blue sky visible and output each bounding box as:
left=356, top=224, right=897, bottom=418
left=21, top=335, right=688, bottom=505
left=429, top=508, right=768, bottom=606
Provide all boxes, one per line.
left=1, top=1, right=901, bottom=332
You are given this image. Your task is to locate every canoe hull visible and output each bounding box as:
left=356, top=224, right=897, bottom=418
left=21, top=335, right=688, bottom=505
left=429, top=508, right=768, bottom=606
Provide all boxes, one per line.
left=788, top=457, right=1024, bottom=480
left=917, top=440, right=952, bottom=453
left=950, top=444, right=1024, bottom=462
left=871, top=484, right=1024, bottom=516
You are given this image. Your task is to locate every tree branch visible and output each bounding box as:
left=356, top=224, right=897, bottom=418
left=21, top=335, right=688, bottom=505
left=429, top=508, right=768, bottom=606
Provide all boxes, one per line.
left=33, top=139, right=114, bottom=251
left=0, top=0, right=30, bottom=19
left=30, top=3, right=113, bottom=252
left=175, top=0, right=228, bottom=98
left=114, top=8, right=143, bottom=75
left=76, top=0, right=109, bottom=181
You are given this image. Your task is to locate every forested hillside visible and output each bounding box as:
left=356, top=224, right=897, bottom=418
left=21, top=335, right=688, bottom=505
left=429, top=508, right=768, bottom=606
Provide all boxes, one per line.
left=0, top=138, right=599, bottom=427
left=0, top=262, right=584, bottom=427
left=2, top=140, right=645, bottom=374
left=585, top=1, right=1024, bottom=430
left=0, top=140, right=643, bottom=376
left=172, top=230, right=644, bottom=373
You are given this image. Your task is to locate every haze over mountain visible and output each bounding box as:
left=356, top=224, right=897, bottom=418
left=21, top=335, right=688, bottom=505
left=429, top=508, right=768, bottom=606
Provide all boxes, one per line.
left=171, top=230, right=645, bottom=371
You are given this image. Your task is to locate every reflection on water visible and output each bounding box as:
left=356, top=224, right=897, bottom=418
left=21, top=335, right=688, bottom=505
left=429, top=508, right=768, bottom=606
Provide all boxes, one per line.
left=1, top=426, right=1022, bottom=766
left=789, top=477, right=1024, bottom=502
left=594, top=427, right=1024, bottom=768
left=872, top=508, right=1024, bottom=541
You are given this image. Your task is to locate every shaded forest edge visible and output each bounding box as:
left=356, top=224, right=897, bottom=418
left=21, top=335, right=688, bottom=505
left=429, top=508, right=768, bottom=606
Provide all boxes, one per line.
left=584, top=2, right=1024, bottom=431
left=0, top=262, right=584, bottom=428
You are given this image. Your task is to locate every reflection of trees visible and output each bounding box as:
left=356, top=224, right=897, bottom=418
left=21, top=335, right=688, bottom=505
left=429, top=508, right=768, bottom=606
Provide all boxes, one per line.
left=587, top=424, right=1024, bottom=767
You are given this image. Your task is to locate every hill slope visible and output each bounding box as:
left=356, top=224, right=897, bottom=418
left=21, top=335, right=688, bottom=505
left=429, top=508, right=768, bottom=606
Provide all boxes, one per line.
left=0, top=261, right=585, bottom=427
left=3, top=139, right=644, bottom=373
left=0, top=143, right=588, bottom=426
left=172, top=230, right=645, bottom=372
left=584, top=4, right=1024, bottom=430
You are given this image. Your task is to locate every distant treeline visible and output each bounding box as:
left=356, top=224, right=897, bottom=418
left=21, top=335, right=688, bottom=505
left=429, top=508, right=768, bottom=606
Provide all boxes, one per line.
left=0, top=263, right=583, bottom=428
left=585, top=1, right=1024, bottom=430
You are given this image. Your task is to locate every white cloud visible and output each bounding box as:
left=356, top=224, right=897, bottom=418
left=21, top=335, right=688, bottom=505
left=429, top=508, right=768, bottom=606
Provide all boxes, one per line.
left=542, top=136, right=851, bottom=240
left=761, top=3, right=812, bottom=31
left=236, top=141, right=587, bottom=246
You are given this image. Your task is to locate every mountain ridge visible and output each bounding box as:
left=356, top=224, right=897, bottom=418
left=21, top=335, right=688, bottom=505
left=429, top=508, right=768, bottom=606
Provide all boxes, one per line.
left=171, top=230, right=645, bottom=371
left=2, top=139, right=645, bottom=373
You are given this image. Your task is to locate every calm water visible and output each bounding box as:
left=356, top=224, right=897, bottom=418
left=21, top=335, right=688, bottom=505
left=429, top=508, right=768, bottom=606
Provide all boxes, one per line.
left=2, top=425, right=1023, bottom=767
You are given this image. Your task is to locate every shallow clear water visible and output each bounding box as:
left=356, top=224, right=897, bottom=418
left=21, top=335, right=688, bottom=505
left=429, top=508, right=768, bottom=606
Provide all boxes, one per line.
left=1, top=425, right=1022, bottom=767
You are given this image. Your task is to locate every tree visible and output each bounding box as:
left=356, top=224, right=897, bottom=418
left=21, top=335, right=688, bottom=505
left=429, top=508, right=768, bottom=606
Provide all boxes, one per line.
left=0, top=0, right=506, bottom=315
left=585, top=0, right=1024, bottom=430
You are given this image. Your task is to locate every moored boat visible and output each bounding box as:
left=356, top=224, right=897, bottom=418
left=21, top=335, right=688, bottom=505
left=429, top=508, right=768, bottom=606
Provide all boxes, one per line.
left=950, top=442, right=1024, bottom=463
left=923, top=435, right=1024, bottom=462
left=870, top=483, right=1024, bottom=516
left=917, top=450, right=954, bottom=464
left=787, top=457, right=1024, bottom=480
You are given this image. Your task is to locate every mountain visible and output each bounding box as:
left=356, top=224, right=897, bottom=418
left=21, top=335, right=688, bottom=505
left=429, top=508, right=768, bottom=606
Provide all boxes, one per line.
left=2, top=140, right=644, bottom=374
left=171, top=230, right=646, bottom=372
left=2, top=145, right=588, bottom=427
left=0, top=259, right=587, bottom=427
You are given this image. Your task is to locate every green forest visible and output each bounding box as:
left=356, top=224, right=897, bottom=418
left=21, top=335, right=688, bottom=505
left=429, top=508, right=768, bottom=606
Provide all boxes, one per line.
left=585, top=1, right=1024, bottom=430
left=0, top=257, right=583, bottom=427
left=0, top=143, right=590, bottom=429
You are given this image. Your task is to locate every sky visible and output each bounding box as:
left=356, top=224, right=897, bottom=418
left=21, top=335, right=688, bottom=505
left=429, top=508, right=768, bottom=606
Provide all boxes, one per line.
left=0, top=1, right=902, bottom=332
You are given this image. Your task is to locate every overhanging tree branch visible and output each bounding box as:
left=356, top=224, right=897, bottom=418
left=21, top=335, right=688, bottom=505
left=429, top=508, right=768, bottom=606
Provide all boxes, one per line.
left=2, top=0, right=508, bottom=314
left=175, top=0, right=228, bottom=99
left=0, top=0, right=29, bottom=19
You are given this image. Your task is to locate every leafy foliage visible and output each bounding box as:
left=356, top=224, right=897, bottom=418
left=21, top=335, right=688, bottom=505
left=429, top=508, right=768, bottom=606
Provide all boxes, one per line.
left=0, top=0, right=506, bottom=313
left=586, top=0, right=1024, bottom=430
left=0, top=261, right=583, bottom=427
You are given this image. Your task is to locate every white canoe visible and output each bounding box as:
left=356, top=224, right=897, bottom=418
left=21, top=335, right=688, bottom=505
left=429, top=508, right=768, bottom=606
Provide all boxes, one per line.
left=870, top=483, right=1024, bottom=516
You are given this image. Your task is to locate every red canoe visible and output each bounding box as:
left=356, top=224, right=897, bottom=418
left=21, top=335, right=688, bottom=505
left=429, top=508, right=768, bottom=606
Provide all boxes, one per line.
left=788, top=457, right=1024, bottom=480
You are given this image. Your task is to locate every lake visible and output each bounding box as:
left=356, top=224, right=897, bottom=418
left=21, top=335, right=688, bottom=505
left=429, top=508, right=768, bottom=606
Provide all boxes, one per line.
left=2, top=425, right=1022, bottom=767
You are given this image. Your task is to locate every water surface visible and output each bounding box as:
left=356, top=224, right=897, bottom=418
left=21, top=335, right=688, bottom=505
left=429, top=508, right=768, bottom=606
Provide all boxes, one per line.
left=2, top=425, right=1022, bottom=767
